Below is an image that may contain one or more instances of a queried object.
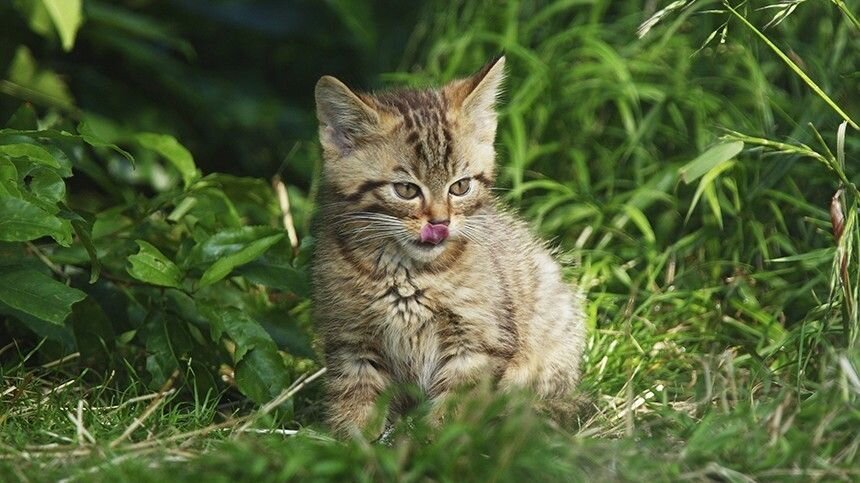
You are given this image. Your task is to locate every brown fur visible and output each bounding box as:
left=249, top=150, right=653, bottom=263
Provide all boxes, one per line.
left=312, top=56, right=587, bottom=437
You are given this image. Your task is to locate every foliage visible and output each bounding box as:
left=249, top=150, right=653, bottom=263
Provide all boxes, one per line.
left=0, top=103, right=317, bottom=406
left=0, top=2, right=327, bottom=408
left=1, top=0, right=859, bottom=480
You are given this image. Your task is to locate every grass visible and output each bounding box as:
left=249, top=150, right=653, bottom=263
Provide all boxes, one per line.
left=2, top=0, right=860, bottom=481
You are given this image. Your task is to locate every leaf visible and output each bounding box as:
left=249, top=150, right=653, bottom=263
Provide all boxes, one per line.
left=77, top=121, right=135, bottom=163
left=142, top=313, right=180, bottom=385
left=27, top=167, right=65, bottom=204
left=0, top=266, right=86, bottom=325
left=235, top=348, right=291, bottom=405
left=685, top=159, right=736, bottom=225
left=0, top=158, right=22, bottom=197
left=703, top=182, right=723, bottom=229
left=40, top=0, right=83, bottom=51
left=6, top=47, right=74, bottom=108
left=135, top=133, right=199, bottom=188
left=199, top=305, right=277, bottom=363
left=237, top=260, right=310, bottom=296
left=14, top=0, right=54, bottom=40
left=199, top=305, right=292, bottom=404
left=70, top=298, right=115, bottom=368
left=187, top=226, right=282, bottom=266
left=0, top=143, right=61, bottom=169
left=621, top=205, right=656, bottom=244
left=0, top=197, right=71, bottom=245
left=127, top=240, right=184, bottom=289
left=679, top=141, right=743, bottom=184
left=6, top=104, right=39, bottom=130
left=71, top=218, right=101, bottom=283
left=198, top=233, right=284, bottom=288
left=92, top=208, right=134, bottom=239
left=769, top=248, right=835, bottom=265
left=0, top=302, right=75, bottom=346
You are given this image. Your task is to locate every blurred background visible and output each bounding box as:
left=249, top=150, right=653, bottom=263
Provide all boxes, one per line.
left=1, top=0, right=421, bottom=181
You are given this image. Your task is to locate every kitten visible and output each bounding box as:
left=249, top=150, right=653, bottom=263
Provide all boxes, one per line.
left=312, top=56, right=586, bottom=437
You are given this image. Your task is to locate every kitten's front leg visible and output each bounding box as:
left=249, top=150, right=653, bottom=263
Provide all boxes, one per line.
left=326, top=351, right=391, bottom=438
left=427, top=352, right=495, bottom=425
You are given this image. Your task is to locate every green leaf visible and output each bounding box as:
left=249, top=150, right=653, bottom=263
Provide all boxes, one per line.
left=235, top=348, right=291, bottom=405
left=202, top=306, right=292, bottom=403
left=0, top=158, right=22, bottom=197
left=0, top=143, right=61, bottom=169
left=135, top=133, right=199, bottom=188
left=199, top=305, right=292, bottom=404
left=77, top=120, right=135, bottom=163
left=0, top=197, right=71, bottom=245
left=237, top=260, right=310, bottom=296
left=198, top=233, right=284, bottom=288
left=703, top=183, right=723, bottom=229
left=92, top=208, right=134, bottom=239
left=127, top=240, right=184, bottom=289
left=70, top=298, right=115, bottom=368
left=142, top=313, right=179, bottom=385
left=40, top=0, right=83, bottom=51
left=769, top=247, right=835, bottom=265
left=685, top=159, right=736, bottom=225
left=621, top=205, right=656, bottom=245
left=14, top=0, right=54, bottom=40
left=6, top=104, right=39, bottom=130
left=71, top=218, right=101, bottom=283
left=6, top=47, right=74, bottom=108
left=187, top=226, right=282, bottom=266
left=679, top=141, right=743, bottom=184
left=0, top=266, right=86, bottom=325
left=199, top=305, right=277, bottom=363
left=27, top=167, right=65, bottom=204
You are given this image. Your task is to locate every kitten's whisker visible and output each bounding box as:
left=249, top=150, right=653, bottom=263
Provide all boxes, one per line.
left=457, top=225, right=489, bottom=248
left=331, top=211, right=400, bottom=221
left=351, top=229, right=410, bottom=245
left=340, top=225, right=403, bottom=235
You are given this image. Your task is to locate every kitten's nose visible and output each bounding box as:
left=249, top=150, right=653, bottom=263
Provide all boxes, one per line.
left=419, top=222, right=449, bottom=245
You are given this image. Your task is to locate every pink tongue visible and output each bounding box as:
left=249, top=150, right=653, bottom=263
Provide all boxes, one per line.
left=419, top=223, right=449, bottom=245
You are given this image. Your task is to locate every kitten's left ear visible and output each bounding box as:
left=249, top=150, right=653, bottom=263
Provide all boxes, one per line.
left=315, top=76, right=381, bottom=156
left=445, top=55, right=506, bottom=140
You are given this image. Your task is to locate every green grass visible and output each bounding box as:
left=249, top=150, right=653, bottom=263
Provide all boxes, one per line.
left=2, top=0, right=860, bottom=481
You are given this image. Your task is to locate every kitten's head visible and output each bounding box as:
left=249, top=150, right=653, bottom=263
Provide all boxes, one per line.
left=315, top=56, right=505, bottom=262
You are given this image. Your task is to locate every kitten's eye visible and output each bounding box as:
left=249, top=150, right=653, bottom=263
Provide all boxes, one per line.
left=449, top=178, right=471, bottom=196
left=393, top=182, right=420, bottom=200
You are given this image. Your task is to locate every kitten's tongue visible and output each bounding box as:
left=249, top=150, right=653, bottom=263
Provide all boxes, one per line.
left=419, top=223, right=449, bottom=245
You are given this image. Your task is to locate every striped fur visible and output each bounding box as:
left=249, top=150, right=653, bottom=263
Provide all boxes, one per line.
left=312, top=56, right=586, bottom=437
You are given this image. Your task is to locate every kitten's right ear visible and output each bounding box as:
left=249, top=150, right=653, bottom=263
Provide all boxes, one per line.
left=315, top=76, right=380, bottom=156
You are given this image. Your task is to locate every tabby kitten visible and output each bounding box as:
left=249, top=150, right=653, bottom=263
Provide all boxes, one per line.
left=312, top=56, right=586, bottom=437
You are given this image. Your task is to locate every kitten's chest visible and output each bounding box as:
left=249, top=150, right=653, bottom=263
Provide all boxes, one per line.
left=367, top=257, right=445, bottom=386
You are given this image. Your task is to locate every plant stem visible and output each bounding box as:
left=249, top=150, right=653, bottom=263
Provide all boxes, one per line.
left=724, top=1, right=859, bottom=130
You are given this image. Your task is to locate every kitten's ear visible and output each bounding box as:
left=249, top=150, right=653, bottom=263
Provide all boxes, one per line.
left=315, top=76, right=380, bottom=155
left=446, top=55, right=506, bottom=140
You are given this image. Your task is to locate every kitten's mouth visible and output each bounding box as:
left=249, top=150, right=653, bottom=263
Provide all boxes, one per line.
left=414, top=239, right=446, bottom=249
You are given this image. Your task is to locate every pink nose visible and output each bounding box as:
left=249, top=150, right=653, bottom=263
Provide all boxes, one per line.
left=419, top=223, right=449, bottom=245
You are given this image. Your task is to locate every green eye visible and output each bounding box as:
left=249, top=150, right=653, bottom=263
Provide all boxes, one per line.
left=449, top=178, right=471, bottom=196
left=393, top=182, right=420, bottom=199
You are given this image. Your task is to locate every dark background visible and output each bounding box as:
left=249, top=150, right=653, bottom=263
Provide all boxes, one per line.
left=1, top=0, right=421, bottom=182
